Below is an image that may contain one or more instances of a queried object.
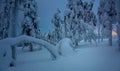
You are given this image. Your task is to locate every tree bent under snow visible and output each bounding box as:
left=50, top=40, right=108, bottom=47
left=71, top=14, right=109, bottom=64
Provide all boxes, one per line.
left=0, top=35, right=60, bottom=68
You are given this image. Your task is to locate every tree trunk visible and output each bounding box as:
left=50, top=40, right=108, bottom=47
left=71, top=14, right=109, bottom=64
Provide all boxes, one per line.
left=98, top=24, right=101, bottom=43
left=101, top=26, right=104, bottom=42
left=108, top=23, right=112, bottom=46
left=8, top=0, right=19, bottom=37
left=29, top=43, right=34, bottom=52
left=10, top=45, right=16, bottom=67
left=117, top=23, right=120, bottom=47
left=116, top=0, right=120, bottom=48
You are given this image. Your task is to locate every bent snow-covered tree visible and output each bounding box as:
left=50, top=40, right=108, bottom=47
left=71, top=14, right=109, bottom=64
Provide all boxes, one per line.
left=0, top=35, right=60, bottom=68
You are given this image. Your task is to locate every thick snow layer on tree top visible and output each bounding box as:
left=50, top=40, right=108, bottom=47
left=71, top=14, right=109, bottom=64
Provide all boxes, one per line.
left=56, top=38, right=74, bottom=56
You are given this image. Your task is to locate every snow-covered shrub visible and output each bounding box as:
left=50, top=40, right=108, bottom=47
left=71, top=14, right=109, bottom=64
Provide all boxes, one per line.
left=56, top=38, right=74, bottom=56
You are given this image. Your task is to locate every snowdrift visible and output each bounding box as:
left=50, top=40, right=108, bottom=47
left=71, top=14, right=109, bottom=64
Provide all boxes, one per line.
left=56, top=38, right=74, bottom=56
left=0, top=40, right=12, bottom=71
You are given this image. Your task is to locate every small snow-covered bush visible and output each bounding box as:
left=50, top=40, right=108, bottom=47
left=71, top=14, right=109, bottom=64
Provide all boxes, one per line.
left=56, top=38, right=74, bottom=56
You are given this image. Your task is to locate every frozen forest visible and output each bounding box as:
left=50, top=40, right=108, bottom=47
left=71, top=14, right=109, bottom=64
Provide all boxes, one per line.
left=0, top=0, right=120, bottom=71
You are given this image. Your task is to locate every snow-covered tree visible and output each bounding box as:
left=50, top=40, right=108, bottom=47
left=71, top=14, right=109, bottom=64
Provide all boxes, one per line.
left=98, top=0, right=116, bottom=46
left=22, top=0, right=40, bottom=37
left=82, top=0, right=97, bottom=43
left=52, top=9, right=62, bottom=42
left=116, top=0, right=120, bottom=48
left=0, top=0, right=22, bottom=39
left=0, top=12, right=9, bottom=39
left=63, top=0, right=97, bottom=47
left=8, top=0, right=20, bottom=38
left=0, top=0, right=23, bottom=67
left=0, top=0, right=11, bottom=39
left=21, top=0, right=40, bottom=51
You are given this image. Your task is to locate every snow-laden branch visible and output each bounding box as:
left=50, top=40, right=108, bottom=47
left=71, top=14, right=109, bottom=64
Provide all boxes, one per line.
left=0, top=35, right=60, bottom=60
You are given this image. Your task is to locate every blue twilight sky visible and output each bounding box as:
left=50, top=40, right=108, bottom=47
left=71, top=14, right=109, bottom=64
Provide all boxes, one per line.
left=37, top=0, right=99, bottom=34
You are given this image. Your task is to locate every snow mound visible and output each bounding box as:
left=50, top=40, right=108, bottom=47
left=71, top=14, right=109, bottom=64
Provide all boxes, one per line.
left=56, top=38, right=74, bottom=56
left=0, top=39, right=12, bottom=71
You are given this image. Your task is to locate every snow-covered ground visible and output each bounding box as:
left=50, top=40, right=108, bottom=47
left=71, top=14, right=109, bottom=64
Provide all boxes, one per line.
left=2, top=38, right=120, bottom=71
